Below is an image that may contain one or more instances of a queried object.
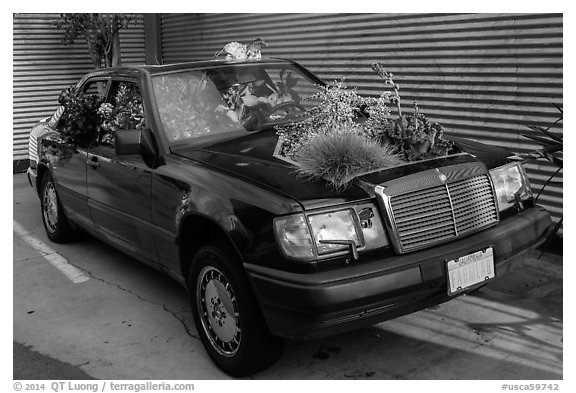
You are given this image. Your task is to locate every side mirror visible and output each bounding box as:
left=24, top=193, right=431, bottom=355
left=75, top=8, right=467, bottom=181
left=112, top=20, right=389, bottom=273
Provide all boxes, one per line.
left=114, top=128, right=156, bottom=156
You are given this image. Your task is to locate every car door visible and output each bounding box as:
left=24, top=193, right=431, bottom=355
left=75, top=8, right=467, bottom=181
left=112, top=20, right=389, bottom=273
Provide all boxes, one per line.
left=86, top=79, right=157, bottom=264
left=52, top=78, right=109, bottom=227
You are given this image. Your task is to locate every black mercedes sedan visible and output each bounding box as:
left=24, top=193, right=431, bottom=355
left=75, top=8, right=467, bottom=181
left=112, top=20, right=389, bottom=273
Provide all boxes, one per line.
left=27, top=57, right=552, bottom=377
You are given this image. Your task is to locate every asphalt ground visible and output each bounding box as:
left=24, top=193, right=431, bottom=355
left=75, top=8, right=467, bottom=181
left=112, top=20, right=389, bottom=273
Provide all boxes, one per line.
left=12, top=173, right=563, bottom=380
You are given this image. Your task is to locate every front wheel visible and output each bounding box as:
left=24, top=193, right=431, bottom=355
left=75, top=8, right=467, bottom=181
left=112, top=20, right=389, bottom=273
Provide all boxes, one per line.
left=189, top=242, right=283, bottom=377
left=40, top=173, right=77, bottom=243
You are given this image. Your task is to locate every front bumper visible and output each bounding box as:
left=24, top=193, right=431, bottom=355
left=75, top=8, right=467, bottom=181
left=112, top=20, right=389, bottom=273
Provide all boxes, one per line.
left=245, top=206, right=552, bottom=339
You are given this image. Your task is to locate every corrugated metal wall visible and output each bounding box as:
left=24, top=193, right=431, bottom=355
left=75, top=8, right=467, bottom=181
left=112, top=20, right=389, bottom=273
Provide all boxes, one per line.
left=160, top=13, right=563, bottom=222
left=12, top=13, right=146, bottom=170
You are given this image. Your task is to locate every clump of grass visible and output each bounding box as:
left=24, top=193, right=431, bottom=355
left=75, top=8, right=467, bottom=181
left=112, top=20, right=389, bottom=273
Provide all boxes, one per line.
left=295, top=126, right=403, bottom=190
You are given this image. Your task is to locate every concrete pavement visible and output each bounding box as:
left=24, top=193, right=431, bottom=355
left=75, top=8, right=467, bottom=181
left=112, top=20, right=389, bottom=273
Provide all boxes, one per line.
left=13, top=173, right=563, bottom=379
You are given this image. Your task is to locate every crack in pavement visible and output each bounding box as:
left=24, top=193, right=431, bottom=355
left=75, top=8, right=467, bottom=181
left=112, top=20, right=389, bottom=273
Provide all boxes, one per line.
left=15, top=255, right=48, bottom=263
left=64, top=261, right=200, bottom=341
left=14, top=221, right=200, bottom=342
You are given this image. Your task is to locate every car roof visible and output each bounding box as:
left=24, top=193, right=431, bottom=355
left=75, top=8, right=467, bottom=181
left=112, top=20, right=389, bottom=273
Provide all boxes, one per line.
left=86, top=57, right=296, bottom=78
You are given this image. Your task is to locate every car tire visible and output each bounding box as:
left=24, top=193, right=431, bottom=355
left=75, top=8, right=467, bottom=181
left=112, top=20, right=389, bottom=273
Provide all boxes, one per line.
left=189, top=241, right=284, bottom=377
left=40, top=173, right=77, bottom=243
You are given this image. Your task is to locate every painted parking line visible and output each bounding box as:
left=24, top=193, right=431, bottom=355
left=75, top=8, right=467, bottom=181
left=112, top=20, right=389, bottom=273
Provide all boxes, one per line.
left=13, top=221, right=90, bottom=284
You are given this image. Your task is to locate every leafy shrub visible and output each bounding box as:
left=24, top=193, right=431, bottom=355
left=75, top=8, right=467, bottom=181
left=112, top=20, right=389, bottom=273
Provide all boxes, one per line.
left=57, top=86, right=103, bottom=146
left=98, top=83, right=145, bottom=144
left=511, top=104, right=563, bottom=170
left=508, top=104, right=563, bottom=248
left=379, top=110, right=458, bottom=161
left=370, top=63, right=458, bottom=161
left=275, top=65, right=460, bottom=188
left=276, top=80, right=383, bottom=159
left=294, top=125, right=403, bottom=190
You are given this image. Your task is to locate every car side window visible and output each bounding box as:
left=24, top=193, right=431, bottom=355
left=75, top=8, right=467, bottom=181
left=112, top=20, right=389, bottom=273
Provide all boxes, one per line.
left=55, top=79, right=109, bottom=146
left=99, top=81, right=146, bottom=147
left=83, top=80, right=109, bottom=97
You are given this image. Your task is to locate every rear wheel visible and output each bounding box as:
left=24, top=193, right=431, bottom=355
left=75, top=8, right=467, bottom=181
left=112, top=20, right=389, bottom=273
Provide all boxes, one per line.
left=189, top=242, right=284, bottom=377
left=40, top=173, right=77, bottom=243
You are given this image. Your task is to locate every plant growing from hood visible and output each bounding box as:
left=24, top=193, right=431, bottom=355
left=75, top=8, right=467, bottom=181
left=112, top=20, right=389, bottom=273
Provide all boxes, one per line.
left=295, top=125, right=402, bottom=190
left=275, top=64, right=459, bottom=188
left=371, top=63, right=457, bottom=161
left=276, top=79, right=375, bottom=160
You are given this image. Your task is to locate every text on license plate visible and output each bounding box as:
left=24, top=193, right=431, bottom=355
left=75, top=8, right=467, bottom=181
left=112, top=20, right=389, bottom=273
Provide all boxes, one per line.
left=446, top=247, right=495, bottom=296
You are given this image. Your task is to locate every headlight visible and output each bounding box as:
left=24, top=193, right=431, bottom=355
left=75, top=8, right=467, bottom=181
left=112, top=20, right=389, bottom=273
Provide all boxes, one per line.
left=308, top=209, right=362, bottom=255
left=274, top=203, right=389, bottom=261
left=489, top=162, right=532, bottom=212
left=273, top=214, right=314, bottom=260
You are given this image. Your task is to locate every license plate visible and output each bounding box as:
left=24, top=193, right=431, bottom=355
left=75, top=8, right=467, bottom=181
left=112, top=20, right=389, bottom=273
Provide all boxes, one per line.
left=446, top=247, right=495, bottom=296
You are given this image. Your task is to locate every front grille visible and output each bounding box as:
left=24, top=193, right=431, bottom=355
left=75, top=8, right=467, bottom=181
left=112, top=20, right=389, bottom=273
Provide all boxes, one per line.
left=382, top=173, right=498, bottom=253
left=450, top=175, right=499, bottom=234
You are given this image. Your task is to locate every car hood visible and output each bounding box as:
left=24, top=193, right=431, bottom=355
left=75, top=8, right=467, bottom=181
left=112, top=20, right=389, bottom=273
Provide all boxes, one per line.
left=172, top=130, right=511, bottom=209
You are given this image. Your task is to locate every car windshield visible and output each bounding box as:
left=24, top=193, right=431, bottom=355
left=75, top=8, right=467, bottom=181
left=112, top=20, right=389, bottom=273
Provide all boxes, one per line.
left=151, top=62, right=322, bottom=147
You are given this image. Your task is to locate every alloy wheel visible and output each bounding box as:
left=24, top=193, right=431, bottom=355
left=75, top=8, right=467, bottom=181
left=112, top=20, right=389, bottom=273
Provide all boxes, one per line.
left=196, top=266, right=241, bottom=357
left=42, top=181, right=58, bottom=233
